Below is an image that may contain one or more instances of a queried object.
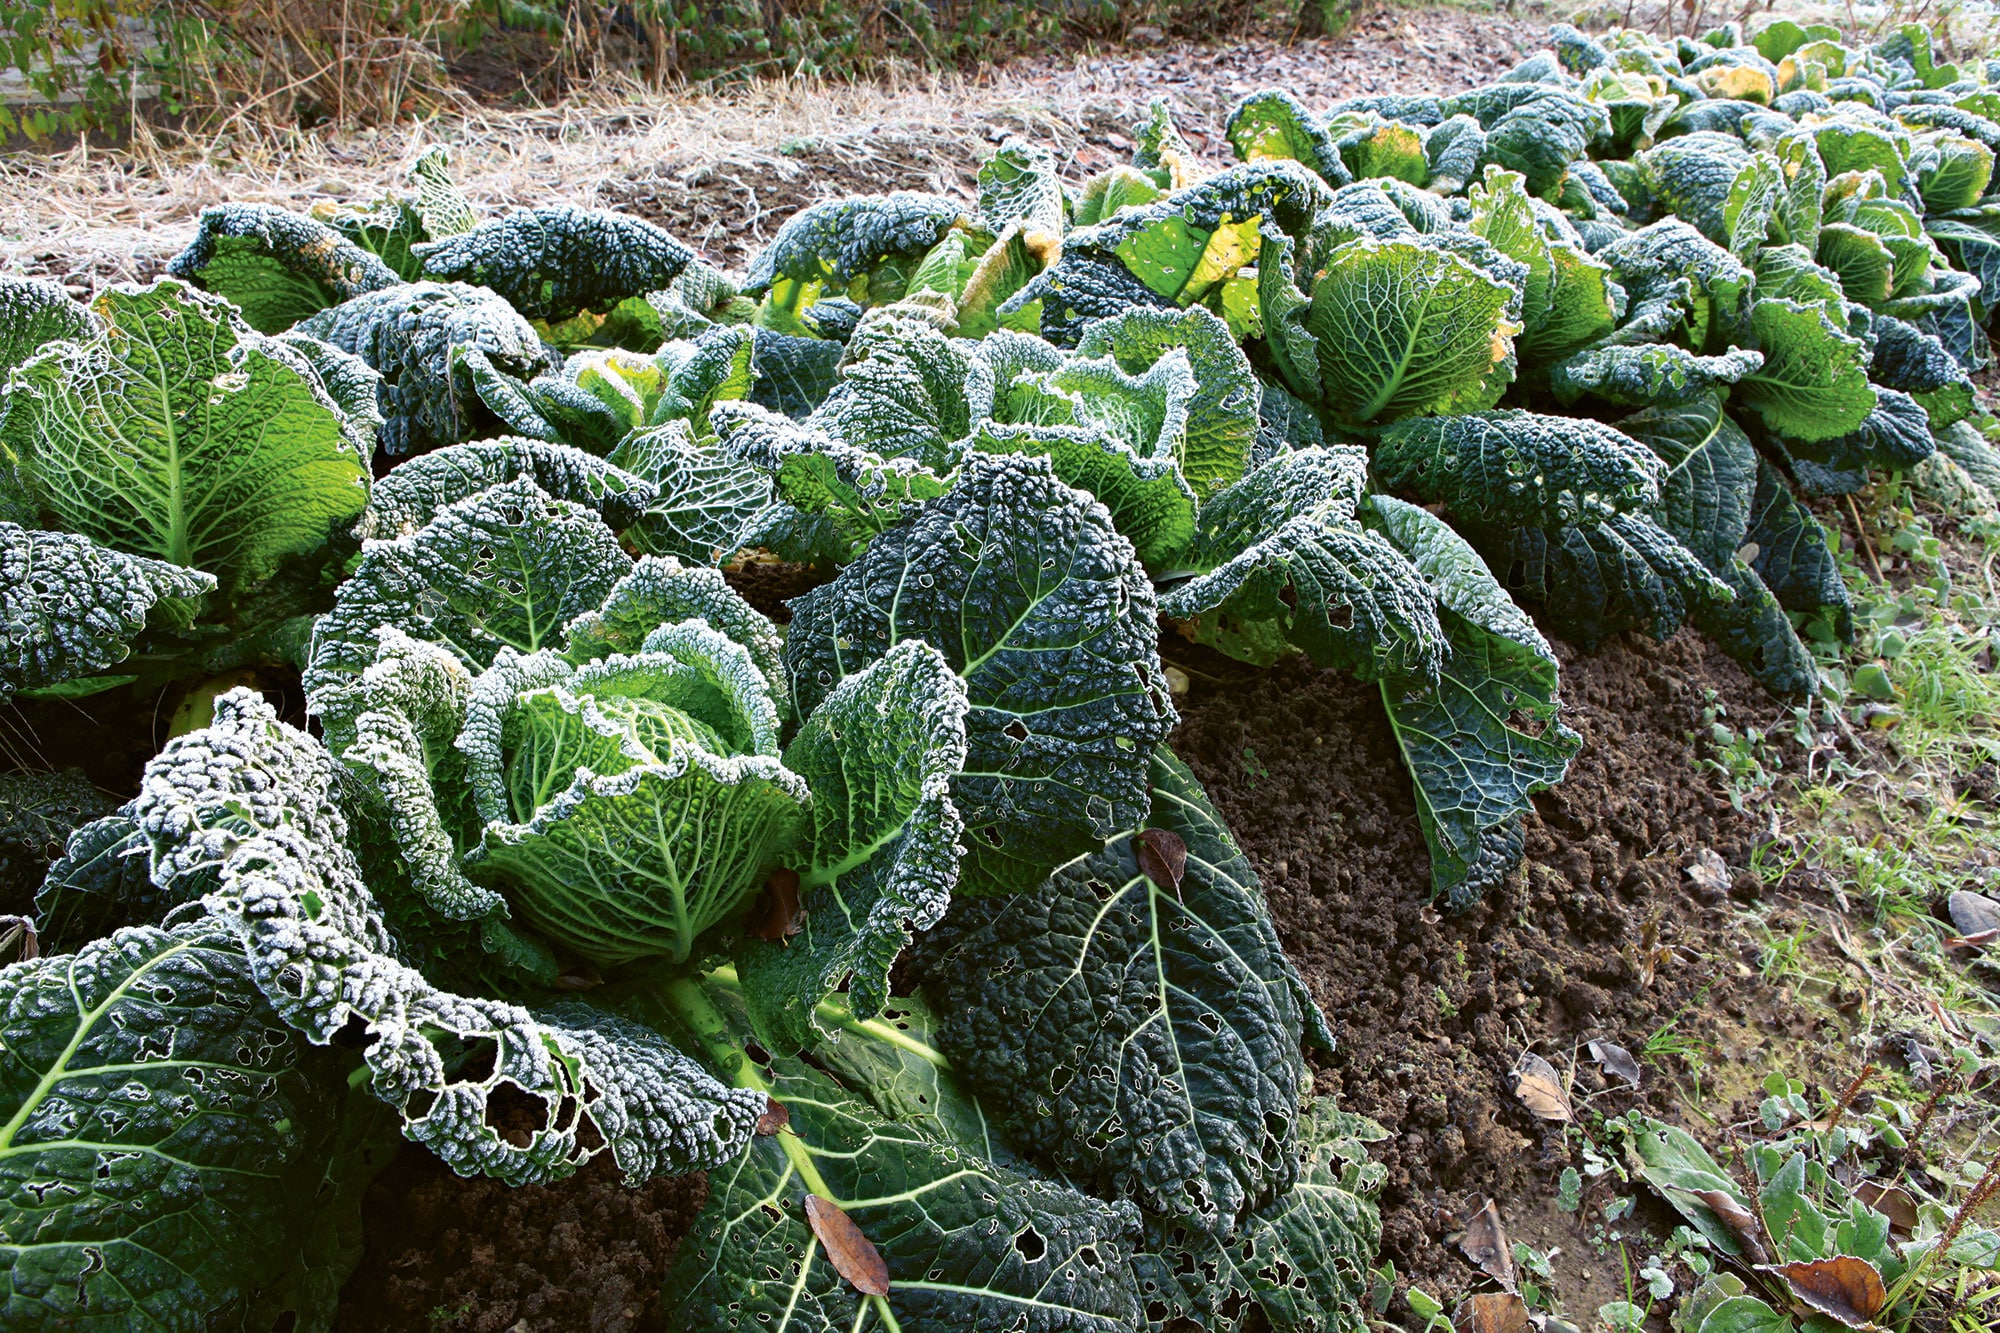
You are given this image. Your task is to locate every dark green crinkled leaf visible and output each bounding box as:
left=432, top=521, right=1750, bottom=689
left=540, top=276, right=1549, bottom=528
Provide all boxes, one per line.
left=1690, top=558, right=1820, bottom=702
left=1159, top=516, right=1446, bottom=681
left=748, top=327, right=844, bottom=419
left=966, top=420, right=1196, bottom=573
left=1004, top=252, right=1181, bottom=347
left=1617, top=395, right=1757, bottom=571
left=715, top=402, right=944, bottom=561
left=806, top=308, right=975, bottom=471
left=1782, top=388, right=1937, bottom=476
left=31, top=814, right=158, bottom=954
left=784, top=453, right=1175, bottom=895
left=0, top=276, right=91, bottom=386
left=165, top=203, right=403, bottom=334
left=919, top=748, right=1319, bottom=1232
left=5, top=281, right=371, bottom=589
left=1868, top=316, right=1974, bottom=430
left=299, top=280, right=557, bottom=458
left=743, top=192, right=969, bottom=300
left=1367, top=496, right=1578, bottom=906
left=0, top=767, right=113, bottom=910
left=1746, top=460, right=1853, bottom=640
left=412, top=206, right=695, bottom=323
left=1, top=524, right=215, bottom=704
left=1134, top=1104, right=1386, bottom=1333
left=0, top=918, right=398, bottom=1333
left=1474, top=511, right=1733, bottom=649
left=735, top=641, right=969, bottom=1054
left=355, top=436, right=657, bottom=543
left=660, top=978, right=1144, bottom=1333
left=1374, top=409, right=1664, bottom=530
left=1482, top=89, right=1609, bottom=198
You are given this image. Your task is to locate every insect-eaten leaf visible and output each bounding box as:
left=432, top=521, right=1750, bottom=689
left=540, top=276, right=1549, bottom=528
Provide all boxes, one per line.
left=1452, top=1291, right=1530, bottom=1333
left=755, top=1096, right=791, bottom=1136
left=1759, top=1256, right=1887, bottom=1328
left=1135, top=827, right=1187, bottom=893
left=1512, top=1052, right=1573, bottom=1122
left=1588, top=1039, right=1641, bottom=1086
left=1456, top=1198, right=1515, bottom=1288
left=1690, top=1188, right=1769, bottom=1264
left=752, top=867, right=805, bottom=942
left=804, top=1194, right=891, bottom=1296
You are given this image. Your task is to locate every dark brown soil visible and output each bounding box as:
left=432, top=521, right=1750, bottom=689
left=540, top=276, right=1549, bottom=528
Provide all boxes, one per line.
left=334, top=1147, right=709, bottom=1333
left=1166, top=627, right=1829, bottom=1315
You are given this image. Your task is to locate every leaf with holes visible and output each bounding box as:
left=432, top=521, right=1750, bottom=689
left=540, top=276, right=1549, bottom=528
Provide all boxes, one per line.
left=916, top=748, right=1322, bottom=1233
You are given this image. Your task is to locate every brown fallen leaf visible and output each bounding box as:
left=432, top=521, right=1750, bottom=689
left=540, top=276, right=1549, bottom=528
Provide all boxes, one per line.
left=804, top=1195, right=890, bottom=1296
left=752, top=868, right=804, bottom=942
left=1136, top=828, right=1187, bottom=893
left=755, top=1096, right=790, bottom=1136
left=1457, top=1198, right=1515, bottom=1288
left=1853, top=1181, right=1919, bottom=1236
left=1686, top=848, right=1731, bottom=897
left=1759, top=1256, right=1887, bottom=1328
left=1452, top=1291, right=1530, bottom=1333
left=548, top=964, right=603, bottom=991
left=1512, top=1053, right=1572, bottom=1122
left=1690, top=1188, right=1768, bottom=1263
left=1943, top=928, right=1998, bottom=952
left=1588, top=1039, right=1641, bottom=1086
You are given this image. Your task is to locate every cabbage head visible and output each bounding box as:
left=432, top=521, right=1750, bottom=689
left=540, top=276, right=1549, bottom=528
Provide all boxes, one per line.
left=459, top=624, right=807, bottom=966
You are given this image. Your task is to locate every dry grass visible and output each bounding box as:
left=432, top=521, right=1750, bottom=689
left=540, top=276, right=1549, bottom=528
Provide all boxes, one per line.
left=0, top=65, right=1106, bottom=291
left=0, top=6, right=1556, bottom=291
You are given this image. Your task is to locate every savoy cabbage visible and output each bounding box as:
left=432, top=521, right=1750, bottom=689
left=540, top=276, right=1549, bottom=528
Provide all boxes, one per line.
left=8, top=17, right=2000, bottom=1329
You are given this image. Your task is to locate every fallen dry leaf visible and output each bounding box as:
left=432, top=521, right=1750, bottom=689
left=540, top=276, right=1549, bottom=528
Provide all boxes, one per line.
left=1686, top=848, right=1731, bottom=897
left=752, top=867, right=804, bottom=942
left=1948, top=889, right=2000, bottom=936
left=1760, top=1256, right=1887, bottom=1328
left=1136, top=828, right=1187, bottom=894
left=1588, top=1039, right=1641, bottom=1086
left=1690, top=1188, right=1768, bottom=1263
left=1457, top=1198, right=1515, bottom=1288
left=1511, top=1053, right=1572, bottom=1122
left=804, top=1195, right=890, bottom=1296
left=1944, top=928, right=1998, bottom=952
left=755, top=1096, right=790, bottom=1136
left=1853, top=1181, right=1919, bottom=1235
left=1452, top=1291, right=1530, bottom=1333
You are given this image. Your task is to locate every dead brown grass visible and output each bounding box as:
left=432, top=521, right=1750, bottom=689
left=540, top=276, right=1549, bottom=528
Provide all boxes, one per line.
left=0, top=6, right=1560, bottom=291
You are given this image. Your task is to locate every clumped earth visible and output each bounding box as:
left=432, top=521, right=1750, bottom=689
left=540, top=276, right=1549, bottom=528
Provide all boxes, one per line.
left=1168, top=629, right=1829, bottom=1313
left=332, top=588, right=1824, bottom=1329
